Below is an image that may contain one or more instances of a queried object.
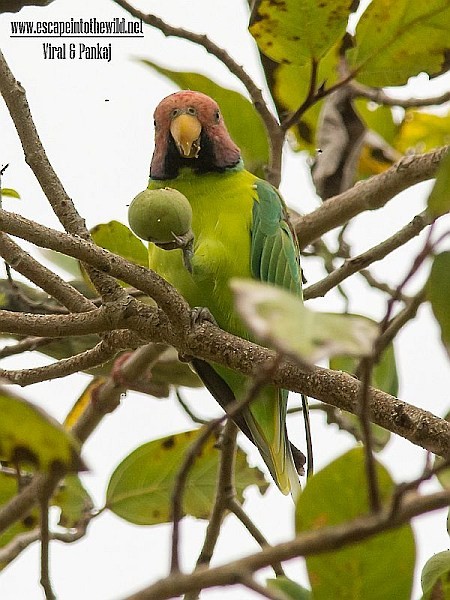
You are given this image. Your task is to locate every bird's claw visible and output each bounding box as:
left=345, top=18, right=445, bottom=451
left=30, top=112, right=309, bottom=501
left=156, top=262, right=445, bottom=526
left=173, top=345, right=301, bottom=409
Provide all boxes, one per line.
left=155, top=230, right=194, bottom=274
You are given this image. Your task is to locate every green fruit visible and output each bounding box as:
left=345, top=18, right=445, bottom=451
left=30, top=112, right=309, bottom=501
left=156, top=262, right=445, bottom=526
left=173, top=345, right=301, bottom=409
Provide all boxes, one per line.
left=128, top=188, right=193, bottom=243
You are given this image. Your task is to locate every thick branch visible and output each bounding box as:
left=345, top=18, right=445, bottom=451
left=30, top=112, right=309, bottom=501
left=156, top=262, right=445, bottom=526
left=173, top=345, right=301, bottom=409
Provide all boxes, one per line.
left=0, top=210, right=448, bottom=457
left=294, top=146, right=448, bottom=247
left=0, top=233, right=94, bottom=313
left=0, top=209, right=190, bottom=332
left=123, top=489, right=450, bottom=600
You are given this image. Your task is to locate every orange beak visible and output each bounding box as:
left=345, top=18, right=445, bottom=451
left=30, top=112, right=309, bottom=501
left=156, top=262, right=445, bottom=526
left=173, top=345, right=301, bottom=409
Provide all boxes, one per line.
left=170, top=113, right=202, bottom=158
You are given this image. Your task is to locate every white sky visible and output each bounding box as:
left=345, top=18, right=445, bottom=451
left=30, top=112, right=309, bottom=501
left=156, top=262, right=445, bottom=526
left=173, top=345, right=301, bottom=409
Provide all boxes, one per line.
left=0, top=1, right=450, bottom=599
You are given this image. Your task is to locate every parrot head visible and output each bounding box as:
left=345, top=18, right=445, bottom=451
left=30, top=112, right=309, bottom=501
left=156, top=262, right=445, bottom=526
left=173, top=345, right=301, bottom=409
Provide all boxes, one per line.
left=150, top=91, right=241, bottom=179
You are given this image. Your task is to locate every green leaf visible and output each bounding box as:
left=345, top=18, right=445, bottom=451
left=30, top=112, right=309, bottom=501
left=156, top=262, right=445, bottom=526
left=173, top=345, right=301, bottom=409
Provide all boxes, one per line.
left=348, top=1, right=450, bottom=86
left=0, top=389, right=84, bottom=473
left=427, top=252, right=450, bottom=357
left=53, top=475, right=94, bottom=529
left=321, top=403, right=391, bottom=452
left=296, top=448, right=416, bottom=599
left=427, top=150, right=450, bottom=217
left=267, top=576, right=312, bottom=599
left=232, top=279, right=378, bottom=362
left=139, top=60, right=269, bottom=177
left=330, top=339, right=399, bottom=397
left=263, top=41, right=341, bottom=153
left=106, top=429, right=268, bottom=525
left=38, top=248, right=82, bottom=279
left=249, top=0, right=351, bottom=66
left=0, top=470, right=39, bottom=557
left=354, top=101, right=399, bottom=148
left=421, top=551, right=450, bottom=599
left=90, top=220, right=148, bottom=267
left=0, top=188, right=20, bottom=199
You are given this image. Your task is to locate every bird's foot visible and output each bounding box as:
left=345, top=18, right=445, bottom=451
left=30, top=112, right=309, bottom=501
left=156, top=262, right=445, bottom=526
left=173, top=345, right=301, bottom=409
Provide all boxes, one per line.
left=190, top=306, right=218, bottom=327
left=155, top=231, right=194, bottom=274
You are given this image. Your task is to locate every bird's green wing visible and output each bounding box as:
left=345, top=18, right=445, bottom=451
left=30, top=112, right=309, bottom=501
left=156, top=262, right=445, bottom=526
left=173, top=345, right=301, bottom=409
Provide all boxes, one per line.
left=246, top=178, right=304, bottom=496
left=250, top=179, right=302, bottom=296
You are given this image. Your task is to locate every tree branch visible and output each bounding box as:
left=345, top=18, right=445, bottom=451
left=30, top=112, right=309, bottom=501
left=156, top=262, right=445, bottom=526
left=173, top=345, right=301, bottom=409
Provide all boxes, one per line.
left=0, top=333, right=137, bottom=386
left=122, top=489, right=450, bottom=600
left=350, top=82, right=450, bottom=108
left=0, top=209, right=190, bottom=334
left=0, top=210, right=448, bottom=458
left=0, top=233, right=94, bottom=313
left=294, top=146, right=448, bottom=247
left=304, top=210, right=434, bottom=299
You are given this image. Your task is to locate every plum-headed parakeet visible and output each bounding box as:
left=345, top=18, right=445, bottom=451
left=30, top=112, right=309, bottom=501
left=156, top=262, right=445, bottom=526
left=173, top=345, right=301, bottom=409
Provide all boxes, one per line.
left=147, top=90, right=305, bottom=496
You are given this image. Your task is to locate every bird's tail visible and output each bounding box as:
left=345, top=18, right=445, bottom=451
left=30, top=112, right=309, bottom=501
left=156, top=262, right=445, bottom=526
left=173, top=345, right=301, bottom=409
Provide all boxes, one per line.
left=191, top=358, right=304, bottom=498
left=244, top=386, right=303, bottom=499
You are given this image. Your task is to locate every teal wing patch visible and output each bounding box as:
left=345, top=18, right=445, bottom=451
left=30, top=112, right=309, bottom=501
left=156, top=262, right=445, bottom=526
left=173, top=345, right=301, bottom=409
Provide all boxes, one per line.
left=251, top=179, right=302, bottom=296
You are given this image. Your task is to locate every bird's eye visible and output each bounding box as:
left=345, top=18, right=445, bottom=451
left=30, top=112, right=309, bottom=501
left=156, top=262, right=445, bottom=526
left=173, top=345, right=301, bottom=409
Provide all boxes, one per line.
left=153, top=119, right=157, bottom=127
left=186, top=106, right=197, bottom=116
left=214, top=110, right=220, bottom=123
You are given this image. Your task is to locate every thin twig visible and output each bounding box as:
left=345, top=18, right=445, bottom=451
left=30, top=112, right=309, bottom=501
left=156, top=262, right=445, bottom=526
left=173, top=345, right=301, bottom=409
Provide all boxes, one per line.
left=359, top=269, right=410, bottom=302
left=293, top=145, right=449, bottom=247
left=175, top=389, right=208, bottom=425
left=240, top=575, right=286, bottom=600
left=228, top=498, right=284, bottom=577
left=374, top=288, right=426, bottom=360
left=281, top=58, right=318, bottom=132
left=0, top=333, right=137, bottom=386
left=0, top=524, right=88, bottom=568
left=358, top=358, right=381, bottom=513
left=304, top=210, right=435, bottom=300
left=350, top=82, right=450, bottom=108
left=122, top=488, right=450, bottom=600
left=184, top=421, right=238, bottom=600
left=0, top=336, right=54, bottom=359
left=170, top=357, right=281, bottom=574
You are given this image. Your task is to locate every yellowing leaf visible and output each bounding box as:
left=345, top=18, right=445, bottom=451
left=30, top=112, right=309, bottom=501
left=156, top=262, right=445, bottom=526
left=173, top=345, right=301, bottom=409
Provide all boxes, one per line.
left=0, top=389, right=84, bottom=473
left=64, top=378, right=106, bottom=430
left=249, top=0, right=352, bottom=66
left=267, top=41, right=342, bottom=153
left=139, top=61, right=269, bottom=177
left=296, top=448, right=415, bottom=599
left=395, top=110, right=450, bottom=154
left=106, top=429, right=268, bottom=525
left=232, top=279, right=378, bottom=362
left=0, top=188, right=20, bottom=199
left=53, top=474, right=94, bottom=529
left=348, top=0, right=450, bottom=86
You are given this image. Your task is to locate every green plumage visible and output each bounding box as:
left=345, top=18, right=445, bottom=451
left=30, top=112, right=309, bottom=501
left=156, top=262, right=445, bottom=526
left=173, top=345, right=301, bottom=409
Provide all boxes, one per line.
left=148, top=164, right=303, bottom=495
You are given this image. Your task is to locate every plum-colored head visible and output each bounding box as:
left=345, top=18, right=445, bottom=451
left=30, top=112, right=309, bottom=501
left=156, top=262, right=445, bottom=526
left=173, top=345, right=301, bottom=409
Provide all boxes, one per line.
left=150, top=91, right=241, bottom=179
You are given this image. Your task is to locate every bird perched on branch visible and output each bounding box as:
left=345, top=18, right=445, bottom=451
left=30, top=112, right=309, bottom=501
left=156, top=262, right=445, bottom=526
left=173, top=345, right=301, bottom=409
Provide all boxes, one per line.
left=147, top=90, right=305, bottom=496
